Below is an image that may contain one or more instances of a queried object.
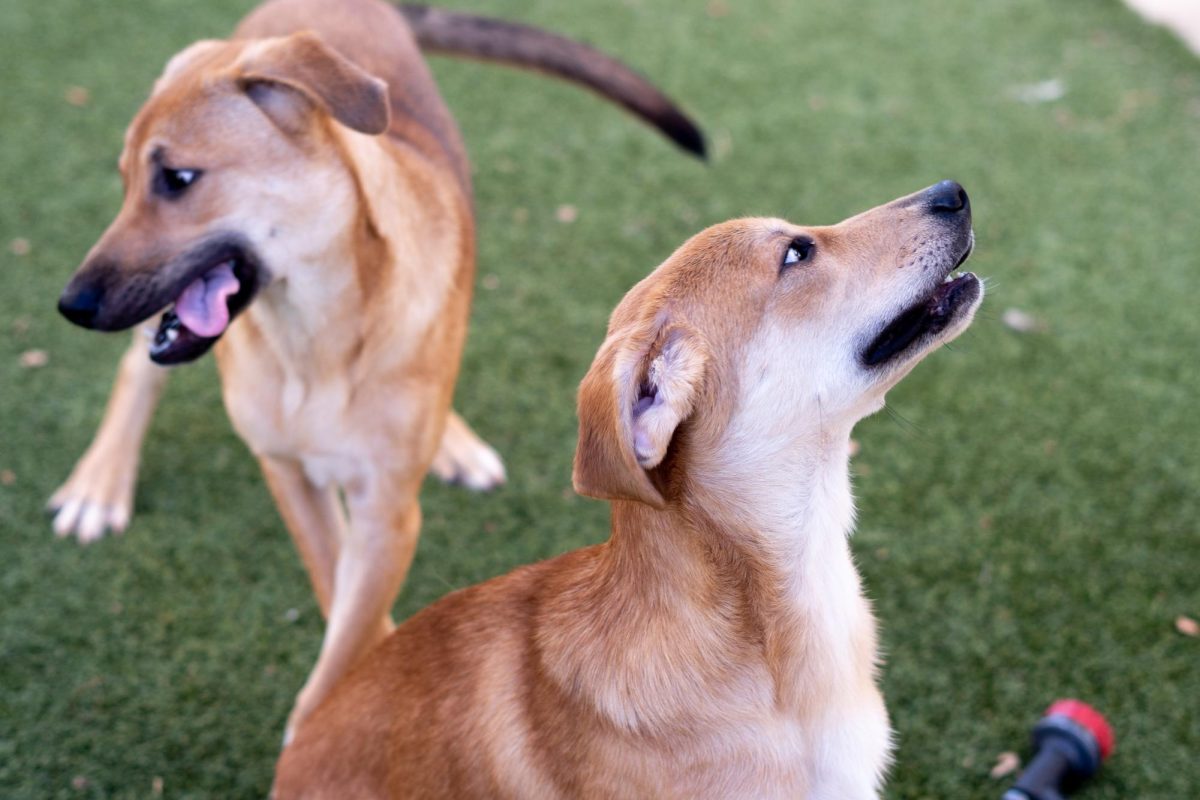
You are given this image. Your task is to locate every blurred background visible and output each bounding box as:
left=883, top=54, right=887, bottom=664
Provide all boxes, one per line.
left=1, top=0, right=1197, bottom=797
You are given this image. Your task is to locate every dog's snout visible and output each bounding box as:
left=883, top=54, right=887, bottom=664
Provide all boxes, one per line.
left=926, top=180, right=969, bottom=216
left=58, top=281, right=104, bottom=328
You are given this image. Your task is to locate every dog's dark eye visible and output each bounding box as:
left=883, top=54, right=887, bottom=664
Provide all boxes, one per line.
left=781, top=237, right=814, bottom=269
left=155, top=166, right=202, bottom=198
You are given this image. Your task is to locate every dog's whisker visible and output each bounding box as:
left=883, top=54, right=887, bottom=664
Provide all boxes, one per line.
left=884, top=404, right=929, bottom=438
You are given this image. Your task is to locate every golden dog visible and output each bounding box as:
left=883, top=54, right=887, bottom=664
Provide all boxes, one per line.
left=275, top=181, right=982, bottom=798
left=52, top=0, right=703, bottom=740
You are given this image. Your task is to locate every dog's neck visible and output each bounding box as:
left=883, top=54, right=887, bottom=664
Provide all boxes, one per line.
left=549, top=419, right=878, bottom=732
left=242, top=129, right=464, bottom=381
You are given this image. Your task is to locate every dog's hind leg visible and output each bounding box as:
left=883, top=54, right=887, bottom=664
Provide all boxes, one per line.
left=259, top=456, right=346, bottom=618
left=48, top=326, right=167, bottom=543
left=282, top=480, right=421, bottom=744
left=428, top=409, right=506, bottom=491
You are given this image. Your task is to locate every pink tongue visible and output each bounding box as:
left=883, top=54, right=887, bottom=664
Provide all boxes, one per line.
left=175, top=262, right=240, bottom=338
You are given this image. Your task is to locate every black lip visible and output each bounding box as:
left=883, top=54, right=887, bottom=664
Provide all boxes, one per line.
left=148, top=253, right=260, bottom=365
left=59, top=234, right=262, bottom=333
left=862, top=272, right=980, bottom=367
left=953, top=241, right=973, bottom=270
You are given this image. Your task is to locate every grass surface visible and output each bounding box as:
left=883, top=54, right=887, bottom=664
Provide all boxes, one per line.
left=2, top=0, right=1199, bottom=797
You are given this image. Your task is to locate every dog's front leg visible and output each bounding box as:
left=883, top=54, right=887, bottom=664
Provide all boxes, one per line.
left=259, top=456, right=348, bottom=618
left=806, top=702, right=892, bottom=800
left=283, top=478, right=421, bottom=744
left=49, top=326, right=167, bottom=542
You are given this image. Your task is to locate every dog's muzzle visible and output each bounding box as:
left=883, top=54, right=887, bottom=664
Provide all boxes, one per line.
left=57, top=234, right=265, bottom=365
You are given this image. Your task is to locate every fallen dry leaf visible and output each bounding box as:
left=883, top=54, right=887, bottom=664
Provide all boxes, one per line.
left=0, top=469, right=15, bottom=486
left=71, top=775, right=90, bottom=791
left=1176, top=615, right=1199, bottom=637
left=990, top=751, right=1021, bottom=779
left=848, top=439, right=861, bottom=457
left=512, top=207, right=529, bottom=224
left=1054, top=108, right=1076, bottom=129
left=706, top=0, right=729, bottom=17
left=481, top=273, right=500, bottom=291
left=555, top=204, right=578, bottom=224
left=20, top=349, right=48, bottom=368
left=152, top=776, right=164, bottom=796
left=65, top=86, right=90, bottom=107
left=1003, top=307, right=1047, bottom=334
left=9, top=238, right=30, bottom=256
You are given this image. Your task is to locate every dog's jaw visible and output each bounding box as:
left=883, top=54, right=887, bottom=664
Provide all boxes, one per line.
left=148, top=242, right=264, bottom=365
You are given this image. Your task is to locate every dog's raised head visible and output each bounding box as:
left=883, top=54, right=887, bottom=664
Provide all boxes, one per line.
left=56, top=31, right=390, bottom=364
left=574, top=181, right=982, bottom=510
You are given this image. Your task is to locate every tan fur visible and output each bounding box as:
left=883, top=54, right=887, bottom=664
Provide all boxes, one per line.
left=51, top=0, right=492, bottom=741
left=47, top=0, right=741, bottom=744
left=275, top=184, right=983, bottom=798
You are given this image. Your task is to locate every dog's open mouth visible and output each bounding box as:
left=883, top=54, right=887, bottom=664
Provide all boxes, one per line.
left=149, top=255, right=259, bottom=365
left=862, top=256, right=980, bottom=368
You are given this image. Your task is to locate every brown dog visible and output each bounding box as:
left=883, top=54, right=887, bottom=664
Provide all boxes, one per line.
left=274, top=181, right=983, bottom=798
left=51, top=0, right=703, bottom=740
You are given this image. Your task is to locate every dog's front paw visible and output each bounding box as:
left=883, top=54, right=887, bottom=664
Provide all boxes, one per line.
left=47, top=453, right=136, bottom=543
left=429, top=410, right=506, bottom=491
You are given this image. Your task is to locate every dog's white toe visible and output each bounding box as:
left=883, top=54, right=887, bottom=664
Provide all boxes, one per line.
left=48, top=468, right=134, bottom=543
left=430, top=412, right=507, bottom=491
left=456, top=440, right=507, bottom=491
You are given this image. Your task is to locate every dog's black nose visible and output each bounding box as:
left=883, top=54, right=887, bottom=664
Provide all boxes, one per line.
left=926, top=180, right=970, bottom=215
left=58, top=283, right=103, bottom=328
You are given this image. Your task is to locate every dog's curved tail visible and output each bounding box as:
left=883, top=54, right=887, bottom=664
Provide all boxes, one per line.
left=396, top=4, right=706, bottom=159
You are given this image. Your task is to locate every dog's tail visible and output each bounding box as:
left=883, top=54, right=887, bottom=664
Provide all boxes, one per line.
left=396, top=4, right=706, bottom=159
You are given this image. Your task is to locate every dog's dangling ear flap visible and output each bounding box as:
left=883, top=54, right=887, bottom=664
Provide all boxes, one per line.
left=573, top=313, right=707, bottom=508
left=236, top=31, right=390, bottom=135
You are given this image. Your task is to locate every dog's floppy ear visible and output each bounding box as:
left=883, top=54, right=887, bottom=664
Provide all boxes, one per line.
left=573, top=312, right=707, bottom=508
left=236, top=31, right=390, bottom=135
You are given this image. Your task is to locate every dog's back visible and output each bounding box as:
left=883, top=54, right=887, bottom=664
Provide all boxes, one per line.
left=239, top=0, right=705, bottom=190
left=237, top=0, right=472, bottom=193
left=274, top=556, right=569, bottom=798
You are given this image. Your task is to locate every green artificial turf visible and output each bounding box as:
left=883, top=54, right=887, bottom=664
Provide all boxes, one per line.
left=2, top=0, right=1198, bottom=796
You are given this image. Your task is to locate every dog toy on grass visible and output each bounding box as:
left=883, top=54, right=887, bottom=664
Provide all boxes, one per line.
left=1002, top=699, right=1115, bottom=800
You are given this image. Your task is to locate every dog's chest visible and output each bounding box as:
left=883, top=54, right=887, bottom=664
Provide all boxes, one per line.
left=596, top=705, right=888, bottom=800
left=221, top=366, right=378, bottom=477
